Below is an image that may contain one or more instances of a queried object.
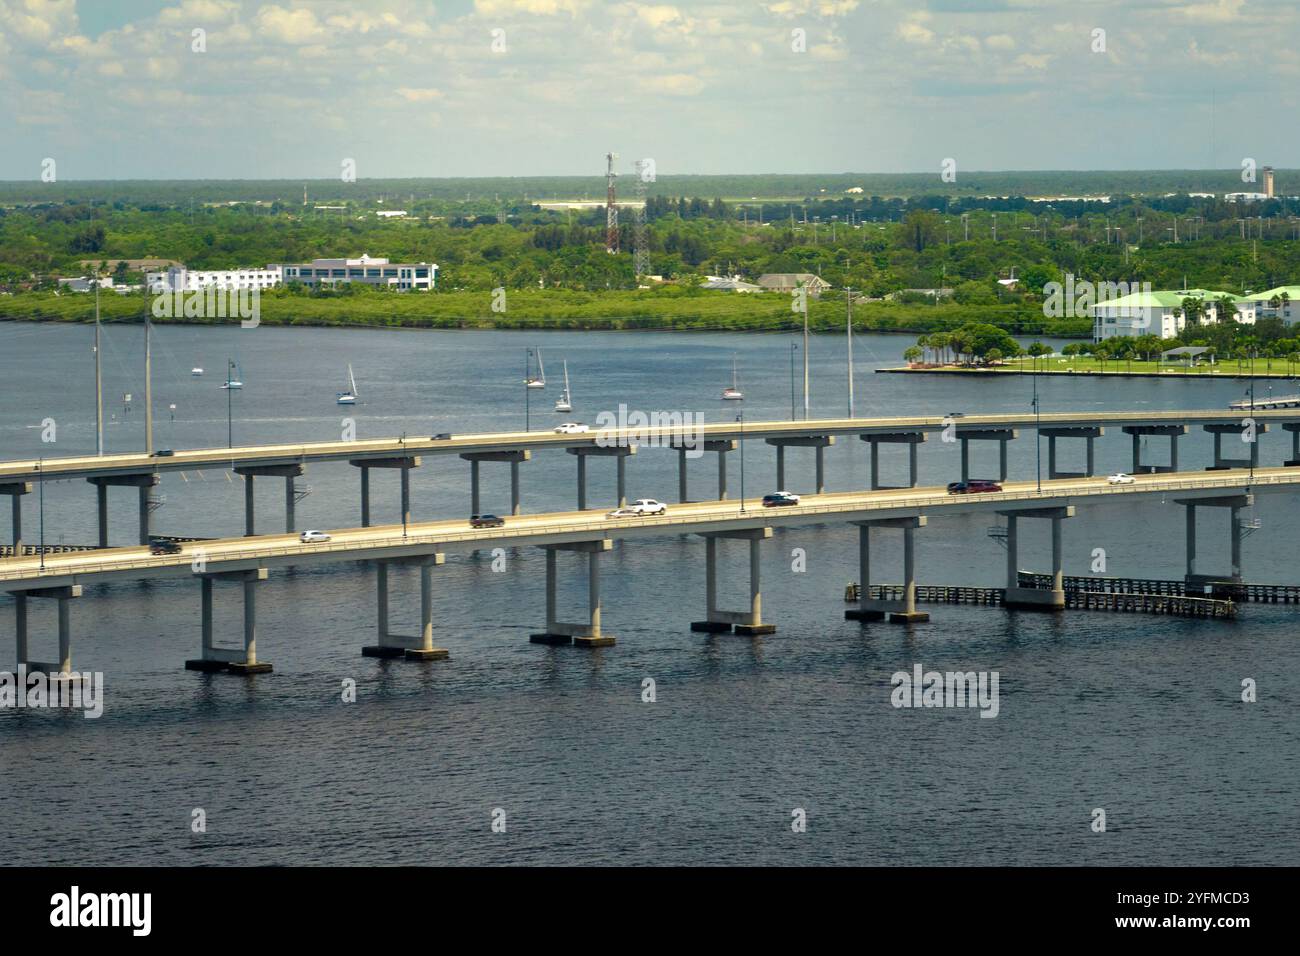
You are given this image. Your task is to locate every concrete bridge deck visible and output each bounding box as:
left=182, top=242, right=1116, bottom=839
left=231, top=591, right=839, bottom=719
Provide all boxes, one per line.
left=2, top=466, right=1293, bottom=591
left=3, top=408, right=1299, bottom=483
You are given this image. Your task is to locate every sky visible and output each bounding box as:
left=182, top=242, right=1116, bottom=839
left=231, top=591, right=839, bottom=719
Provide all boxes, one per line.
left=0, top=0, right=1297, bottom=180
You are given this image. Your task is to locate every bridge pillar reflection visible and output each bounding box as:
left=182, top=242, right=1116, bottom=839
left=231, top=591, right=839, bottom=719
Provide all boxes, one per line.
left=185, top=568, right=271, bottom=674
left=458, top=450, right=526, bottom=516
left=530, top=539, right=614, bottom=647
left=1176, top=493, right=1251, bottom=592
left=566, top=446, right=635, bottom=510
left=234, top=463, right=304, bottom=535
left=1, top=482, right=31, bottom=556
left=845, top=516, right=928, bottom=623
left=362, top=553, right=448, bottom=660
left=765, top=436, right=834, bottom=494
left=998, top=506, right=1074, bottom=609
left=691, top=526, right=776, bottom=635
left=859, top=433, right=926, bottom=489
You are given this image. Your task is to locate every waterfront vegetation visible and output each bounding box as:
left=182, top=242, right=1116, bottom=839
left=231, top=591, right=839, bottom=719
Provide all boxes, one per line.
left=3, top=172, right=1300, bottom=337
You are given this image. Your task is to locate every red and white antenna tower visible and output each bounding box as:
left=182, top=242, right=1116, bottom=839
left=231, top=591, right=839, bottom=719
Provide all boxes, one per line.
left=605, top=151, right=619, bottom=254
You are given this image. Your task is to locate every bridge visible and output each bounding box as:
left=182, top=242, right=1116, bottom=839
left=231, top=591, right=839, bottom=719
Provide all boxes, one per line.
left=4, top=407, right=1300, bottom=552
left=2, top=467, right=1292, bottom=677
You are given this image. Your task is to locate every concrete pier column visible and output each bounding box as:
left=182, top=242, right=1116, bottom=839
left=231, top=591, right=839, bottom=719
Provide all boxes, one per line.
left=376, top=562, right=389, bottom=637
left=961, top=438, right=970, bottom=482
left=545, top=548, right=557, bottom=631
left=777, top=445, right=786, bottom=490
left=1204, top=422, right=1268, bottom=471
left=577, top=455, right=588, bottom=510
left=616, top=455, right=626, bottom=508
left=470, top=460, right=481, bottom=514
left=1185, top=505, right=1196, bottom=577
left=1286, top=423, right=1300, bottom=465
left=530, top=540, right=614, bottom=647
left=284, top=476, right=295, bottom=533
left=243, top=474, right=256, bottom=536
left=509, top=460, right=520, bottom=516
left=692, top=528, right=775, bottom=635
left=1086, top=436, right=1095, bottom=477
left=419, top=561, right=434, bottom=652
left=718, top=446, right=728, bottom=500
left=845, top=517, right=928, bottom=623
left=360, top=466, right=371, bottom=527
left=401, top=466, right=413, bottom=525
left=362, top=555, right=448, bottom=660
left=1230, top=505, right=1242, bottom=579
left=1047, top=435, right=1058, bottom=479
left=185, top=569, right=271, bottom=674
left=14, top=593, right=28, bottom=668
left=998, top=440, right=1008, bottom=482
left=201, top=576, right=213, bottom=657
left=1212, top=431, right=1222, bottom=467
left=1177, top=493, right=1250, bottom=592
left=96, top=482, right=108, bottom=548
left=7, top=486, right=24, bottom=555
left=1000, top=506, right=1073, bottom=610
left=57, top=597, right=72, bottom=674
left=1051, top=515, right=1064, bottom=592
left=1124, top=425, right=1187, bottom=474
left=1131, top=431, right=1142, bottom=473
left=138, top=483, right=151, bottom=545
left=908, top=441, right=919, bottom=487
left=1005, top=514, right=1018, bottom=591
left=764, top=435, right=834, bottom=494
left=860, top=434, right=925, bottom=489
left=815, top=445, right=826, bottom=494
left=677, top=447, right=688, bottom=503
left=460, top=450, right=524, bottom=516
left=1170, top=433, right=1179, bottom=472
left=868, top=443, right=879, bottom=489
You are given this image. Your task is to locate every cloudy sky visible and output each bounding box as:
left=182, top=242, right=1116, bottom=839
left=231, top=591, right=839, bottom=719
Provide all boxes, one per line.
left=0, top=0, right=1296, bottom=180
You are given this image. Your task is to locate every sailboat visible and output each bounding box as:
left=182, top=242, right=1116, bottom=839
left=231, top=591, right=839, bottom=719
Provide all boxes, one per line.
left=721, top=354, right=744, bottom=400
left=337, top=364, right=358, bottom=405
left=554, top=360, right=573, bottom=412
left=221, top=361, right=243, bottom=390
left=525, top=349, right=546, bottom=389
left=191, top=367, right=204, bottom=377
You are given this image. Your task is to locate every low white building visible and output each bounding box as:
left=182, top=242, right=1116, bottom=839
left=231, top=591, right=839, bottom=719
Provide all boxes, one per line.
left=1091, top=289, right=1250, bottom=341
left=148, top=265, right=282, bottom=293
left=57, top=276, right=114, bottom=292
left=281, top=255, right=436, bottom=291
left=1242, top=285, right=1300, bottom=325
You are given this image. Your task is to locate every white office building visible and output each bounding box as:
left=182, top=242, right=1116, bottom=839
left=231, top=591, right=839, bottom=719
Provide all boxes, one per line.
left=1091, top=289, right=1251, bottom=341
left=148, top=265, right=282, bottom=293
left=281, top=255, right=436, bottom=290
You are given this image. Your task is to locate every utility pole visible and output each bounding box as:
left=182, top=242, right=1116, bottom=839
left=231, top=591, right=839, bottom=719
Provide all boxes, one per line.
left=845, top=286, right=855, bottom=418
left=144, top=280, right=153, bottom=455
left=94, top=271, right=103, bottom=455
left=737, top=413, right=746, bottom=513
left=802, top=286, right=810, bottom=420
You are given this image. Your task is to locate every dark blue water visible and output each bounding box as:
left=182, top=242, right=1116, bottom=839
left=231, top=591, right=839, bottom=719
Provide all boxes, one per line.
left=1, top=322, right=1297, bottom=865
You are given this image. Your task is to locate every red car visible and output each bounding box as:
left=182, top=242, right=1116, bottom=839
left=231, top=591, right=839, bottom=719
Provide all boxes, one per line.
left=947, top=479, right=1002, bottom=494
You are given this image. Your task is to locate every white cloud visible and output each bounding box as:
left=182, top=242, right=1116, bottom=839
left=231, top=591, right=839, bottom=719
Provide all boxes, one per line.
left=645, top=72, right=705, bottom=95
left=396, top=86, right=443, bottom=101
left=254, top=5, right=326, bottom=44
left=474, top=0, right=591, bottom=15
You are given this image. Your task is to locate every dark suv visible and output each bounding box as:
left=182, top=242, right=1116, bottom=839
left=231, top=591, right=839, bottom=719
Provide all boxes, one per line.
left=470, top=514, right=505, bottom=529
left=149, top=538, right=183, bottom=555
left=947, top=479, right=1002, bottom=494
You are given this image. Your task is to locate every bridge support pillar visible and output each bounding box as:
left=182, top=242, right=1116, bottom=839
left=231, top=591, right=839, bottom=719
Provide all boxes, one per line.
left=362, top=554, right=448, bottom=660
left=458, top=451, right=525, bottom=516
left=186, top=569, right=271, bottom=674
left=845, top=517, right=928, bottom=623
left=860, top=433, right=926, bottom=489
left=565, top=446, right=635, bottom=510
left=1041, top=427, right=1103, bottom=478
left=1176, top=493, right=1251, bottom=593
left=958, top=429, right=1016, bottom=482
left=1123, top=424, right=1187, bottom=474
left=86, top=474, right=158, bottom=547
left=765, top=436, right=834, bottom=494
left=1, top=482, right=31, bottom=557
left=12, top=584, right=82, bottom=675
left=530, top=539, right=615, bottom=647
left=691, top=527, right=776, bottom=635
left=234, top=464, right=304, bottom=536
left=1204, top=422, right=1266, bottom=470
left=999, top=506, right=1074, bottom=610
left=1284, top=423, right=1300, bottom=466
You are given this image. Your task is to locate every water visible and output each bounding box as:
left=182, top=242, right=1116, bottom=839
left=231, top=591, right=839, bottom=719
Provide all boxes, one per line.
left=1, top=321, right=1297, bottom=865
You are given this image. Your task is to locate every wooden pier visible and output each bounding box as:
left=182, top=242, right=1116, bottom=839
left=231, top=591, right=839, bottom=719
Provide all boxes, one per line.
left=846, top=581, right=1237, bottom=618
left=1018, top=572, right=1300, bottom=604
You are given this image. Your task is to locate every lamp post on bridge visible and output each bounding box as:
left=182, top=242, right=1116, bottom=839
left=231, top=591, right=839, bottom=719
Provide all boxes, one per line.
left=737, top=413, right=746, bottom=514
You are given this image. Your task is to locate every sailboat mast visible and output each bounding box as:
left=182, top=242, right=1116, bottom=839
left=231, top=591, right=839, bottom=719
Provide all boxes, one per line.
left=846, top=287, right=854, bottom=418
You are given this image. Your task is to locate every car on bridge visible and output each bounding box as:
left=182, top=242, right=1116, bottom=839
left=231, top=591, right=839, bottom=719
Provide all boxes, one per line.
left=299, top=530, right=332, bottom=543
left=947, top=479, right=1002, bottom=494
left=762, top=491, right=801, bottom=508
left=607, top=499, right=667, bottom=518
left=431, top=433, right=453, bottom=441
left=148, top=538, right=183, bottom=555
left=1106, top=473, right=1136, bottom=485
left=554, top=422, right=590, bottom=434
left=470, top=514, right=506, bottom=528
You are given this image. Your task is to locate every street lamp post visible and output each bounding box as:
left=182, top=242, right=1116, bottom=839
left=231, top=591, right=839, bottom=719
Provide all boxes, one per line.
left=737, top=413, right=745, bottom=513
left=227, top=358, right=235, bottom=448
left=790, top=342, right=798, bottom=420
left=37, top=458, right=45, bottom=571
left=525, top=349, right=531, bottom=433
left=1033, top=354, right=1042, bottom=493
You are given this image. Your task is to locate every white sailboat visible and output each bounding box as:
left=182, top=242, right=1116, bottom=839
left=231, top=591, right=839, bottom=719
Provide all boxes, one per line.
left=525, top=349, right=546, bottom=389
left=221, top=361, right=243, bottom=390
left=337, top=363, right=358, bottom=404
left=191, top=367, right=204, bottom=377
left=721, top=354, right=744, bottom=400
left=554, top=360, right=573, bottom=412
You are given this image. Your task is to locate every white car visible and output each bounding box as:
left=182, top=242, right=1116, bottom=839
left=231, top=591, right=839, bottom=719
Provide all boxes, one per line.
left=300, top=530, right=331, bottom=543
left=1106, top=473, right=1136, bottom=485
left=608, top=498, right=667, bottom=518
left=554, top=422, right=590, bottom=434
